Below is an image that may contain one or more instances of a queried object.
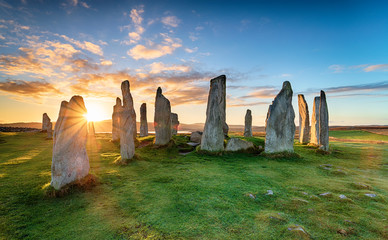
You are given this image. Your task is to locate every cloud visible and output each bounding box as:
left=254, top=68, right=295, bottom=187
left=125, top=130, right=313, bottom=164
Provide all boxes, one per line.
left=329, top=64, right=345, bottom=73
left=126, top=6, right=145, bottom=44
left=100, top=60, right=112, bottom=66
left=184, top=47, right=198, bottom=53
left=59, top=35, right=103, bottom=55
left=128, top=35, right=182, bottom=60
left=324, top=81, right=388, bottom=94
left=161, top=16, right=180, bottom=27
left=0, top=79, right=61, bottom=98
left=130, top=7, right=144, bottom=25
left=148, top=62, right=191, bottom=74
left=241, top=88, right=278, bottom=99
left=364, top=64, right=388, bottom=72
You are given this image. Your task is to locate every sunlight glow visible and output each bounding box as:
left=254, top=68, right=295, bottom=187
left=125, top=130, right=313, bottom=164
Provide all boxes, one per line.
left=84, top=103, right=105, bottom=122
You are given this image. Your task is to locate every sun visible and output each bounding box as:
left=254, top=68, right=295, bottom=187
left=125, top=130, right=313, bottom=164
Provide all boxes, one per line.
left=84, top=104, right=104, bottom=122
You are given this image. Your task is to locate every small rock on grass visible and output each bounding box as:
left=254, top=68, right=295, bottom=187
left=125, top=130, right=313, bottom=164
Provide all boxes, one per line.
left=287, top=225, right=310, bottom=239
left=339, top=194, right=347, bottom=199
left=319, top=192, right=332, bottom=197
left=266, top=190, right=273, bottom=195
left=365, top=193, right=377, bottom=198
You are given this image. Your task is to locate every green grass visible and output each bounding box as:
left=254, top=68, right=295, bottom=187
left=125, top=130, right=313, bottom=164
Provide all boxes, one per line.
left=330, top=130, right=388, bottom=141
left=0, top=131, right=387, bottom=239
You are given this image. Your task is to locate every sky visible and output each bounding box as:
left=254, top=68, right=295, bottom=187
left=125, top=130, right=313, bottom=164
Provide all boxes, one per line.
left=0, top=0, right=387, bottom=126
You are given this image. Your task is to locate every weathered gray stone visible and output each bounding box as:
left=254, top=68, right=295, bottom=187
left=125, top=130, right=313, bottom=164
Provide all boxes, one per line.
left=154, top=87, right=172, bottom=145
left=201, top=75, right=227, bottom=151
left=120, top=80, right=136, bottom=160
left=298, top=94, right=310, bottom=143
left=171, top=113, right=179, bottom=135
left=264, top=81, right=296, bottom=153
left=140, top=103, right=148, bottom=137
left=88, top=121, right=95, bottom=136
left=225, top=138, right=254, bottom=151
left=310, top=96, right=320, bottom=145
left=51, top=96, right=89, bottom=190
left=112, top=97, right=122, bottom=142
left=46, top=122, right=53, bottom=139
left=319, top=90, right=329, bottom=151
left=244, top=109, right=252, bottom=137
left=190, top=131, right=202, bottom=143
left=42, top=113, right=51, bottom=132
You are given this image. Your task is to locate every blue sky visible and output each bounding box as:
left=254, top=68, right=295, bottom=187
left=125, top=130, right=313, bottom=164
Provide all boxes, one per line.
left=0, top=0, right=387, bottom=125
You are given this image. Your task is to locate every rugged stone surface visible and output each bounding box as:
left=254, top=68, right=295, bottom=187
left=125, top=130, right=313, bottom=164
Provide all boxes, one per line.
left=310, top=96, right=320, bottom=145
left=42, top=113, right=51, bottom=132
left=319, top=90, right=329, bottom=151
left=171, top=113, right=179, bottom=135
left=51, top=96, right=89, bottom=190
left=244, top=109, right=252, bottom=137
left=225, top=138, right=254, bottom=151
left=190, top=131, right=203, bottom=143
left=120, top=80, right=136, bottom=160
left=140, top=103, right=148, bottom=137
left=88, top=121, right=95, bottom=136
left=46, top=122, right=53, bottom=139
left=112, top=97, right=122, bottom=142
left=264, top=81, right=296, bottom=153
left=201, top=75, right=227, bottom=151
left=298, top=94, right=310, bottom=143
left=154, top=87, right=172, bottom=145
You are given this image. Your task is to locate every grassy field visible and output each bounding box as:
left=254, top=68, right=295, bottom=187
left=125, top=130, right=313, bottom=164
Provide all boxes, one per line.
left=330, top=130, right=388, bottom=142
left=0, top=130, right=387, bottom=239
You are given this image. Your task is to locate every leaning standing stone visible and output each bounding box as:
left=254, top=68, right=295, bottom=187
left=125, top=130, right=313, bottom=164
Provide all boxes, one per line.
left=120, top=80, right=136, bottom=160
left=201, top=75, right=227, bottom=151
left=42, top=113, right=51, bottom=132
left=298, top=94, right=310, bottom=144
left=112, top=97, right=122, bottom=142
left=319, top=90, right=329, bottom=151
left=51, top=96, right=89, bottom=190
left=310, top=96, right=320, bottom=145
left=154, top=87, right=172, bottom=145
left=140, top=103, right=148, bottom=137
left=171, top=113, right=179, bottom=135
left=264, top=81, right=296, bottom=153
left=244, top=109, right=253, bottom=137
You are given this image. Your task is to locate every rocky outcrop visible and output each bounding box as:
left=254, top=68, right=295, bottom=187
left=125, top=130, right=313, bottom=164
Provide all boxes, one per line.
left=298, top=94, right=310, bottom=143
left=264, top=81, right=295, bottom=153
left=140, top=103, right=148, bottom=137
left=51, top=96, right=89, bottom=190
left=171, top=113, right=179, bottom=135
left=42, top=113, right=51, bottom=132
left=120, top=80, right=136, bottom=160
left=190, top=131, right=203, bottom=143
left=225, top=138, right=254, bottom=151
left=319, top=90, right=329, bottom=151
left=310, top=96, right=320, bottom=145
left=201, top=75, right=227, bottom=151
left=112, top=97, right=122, bottom=142
left=154, top=87, right=172, bottom=145
left=244, top=109, right=252, bottom=137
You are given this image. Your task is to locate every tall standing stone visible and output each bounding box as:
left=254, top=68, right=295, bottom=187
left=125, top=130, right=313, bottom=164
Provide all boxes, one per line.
left=154, top=87, right=172, bottom=145
left=171, top=113, right=179, bottom=135
left=310, top=96, right=320, bottom=145
left=42, top=113, right=51, bottom=132
left=319, top=90, right=329, bottom=151
left=140, top=103, right=148, bottom=137
left=47, top=122, right=53, bottom=139
left=51, top=96, right=89, bottom=190
left=201, top=75, right=227, bottom=151
left=264, top=81, right=295, bottom=153
left=120, top=80, right=136, bottom=160
left=112, top=97, right=122, bottom=142
left=298, top=94, right=310, bottom=144
left=244, top=109, right=252, bottom=137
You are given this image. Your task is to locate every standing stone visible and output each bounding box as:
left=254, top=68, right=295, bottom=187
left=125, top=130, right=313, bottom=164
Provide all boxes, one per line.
left=298, top=94, right=310, bottom=144
left=120, top=80, right=136, bottom=160
left=244, top=109, right=253, bottom=137
left=42, top=113, right=51, bottom=132
left=201, top=75, right=227, bottom=151
left=112, top=97, right=122, bottom=142
left=154, top=87, right=172, bottom=145
left=319, top=90, right=329, bottom=151
left=51, top=96, right=89, bottom=190
left=88, top=121, right=95, bottom=136
left=140, top=103, right=148, bottom=137
left=171, top=113, right=179, bottom=135
left=310, top=96, right=320, bottom=145
left=264, top=81, right=296, bottom=153
left=47, top=122, right=53, bottom=139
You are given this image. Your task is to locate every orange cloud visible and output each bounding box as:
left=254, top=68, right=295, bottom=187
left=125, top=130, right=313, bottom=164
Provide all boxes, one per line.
left=0, top=79, right=61, bottom=98
left=364, top=64, right=388, bottom=72
left=161, top=16, right=180, bottom=27
left=149, top=62, right=191, bottom=74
